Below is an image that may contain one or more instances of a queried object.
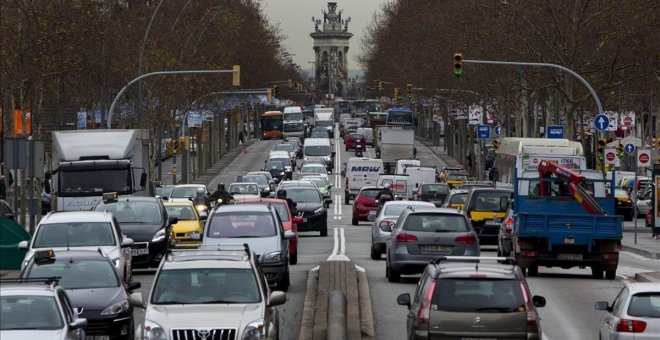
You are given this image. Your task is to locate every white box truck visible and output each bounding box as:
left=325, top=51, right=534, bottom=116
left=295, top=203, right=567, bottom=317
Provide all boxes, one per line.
left=50, top=129, right=150, bottom=211
left=343, top=157, right=384, bottom=205
left=375, top=125, right=415, bottom=173
left=314, top=108, right=335, bottom=137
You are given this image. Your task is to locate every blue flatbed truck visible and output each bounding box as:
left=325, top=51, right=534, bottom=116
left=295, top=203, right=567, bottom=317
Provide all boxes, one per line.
left=512, top=161, right=623, bottom=279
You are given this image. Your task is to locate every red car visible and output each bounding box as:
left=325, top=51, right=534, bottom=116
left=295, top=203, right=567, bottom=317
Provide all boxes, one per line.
left=352, top=186, right=381, bottom=225
left=345, top=133, right=365, bottom=151
left=235, top=198, right=302, bottom=264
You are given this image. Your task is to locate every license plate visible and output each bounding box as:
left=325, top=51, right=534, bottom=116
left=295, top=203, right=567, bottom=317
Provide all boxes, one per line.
left=564, top=237, right=575, bottom=244
left=558, top=253, right=583, bottom=260
left=485, top=220, right=500, bottom=226
left=87, top=336, right=110, bottom=340
left=130, top=248, right=149, bottom=256
left=422, top=245, right=452, bottom=253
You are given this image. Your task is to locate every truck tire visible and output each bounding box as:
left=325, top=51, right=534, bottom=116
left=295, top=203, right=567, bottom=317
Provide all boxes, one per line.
left=370, top=244, right=380, bottom=260
left=605, top=269, right=616, bottom=280
left=591, top=266, right=604, bottom=279
left=344, top=193, right=350, bottom=205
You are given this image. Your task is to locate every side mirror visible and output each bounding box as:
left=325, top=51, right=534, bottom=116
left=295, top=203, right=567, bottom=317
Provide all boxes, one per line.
left=268, top=291, right=287, bottom=307
left=169, top=217, right=179, bottom=225
left=324, top=198, right=333, bottom=204
left=292, top=216, right=303, bottom=225
left=126, top=281, right=141, bottom=291
left=129, top=292, right=146, bottom=309
left=121, top=238, right=134, bottom=247
left=69, top=318, right=88, bottom=330
left=283, top=230, right=296, bottom=240
left=17, top=240, right=28, bottom=250
left=594, top=301, right=610, bottom=311
left=331, top=151, right=336, bottom=158
left=140, top=173, right=147, bottom=188
left=367, top=212, right=377, bottom=221
left=397, top=293, right=411, bottom=309
left=532, top=295, right=546, bottom=308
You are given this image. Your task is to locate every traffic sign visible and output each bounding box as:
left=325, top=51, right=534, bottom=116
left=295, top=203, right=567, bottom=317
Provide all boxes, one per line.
left=637, top=149, right=651, bottom=167
left=477, top=125, right=490, bottom=139
left=604, top=148, right=616, bottom=165
left=546, top=125, right=564, bottom=139
left=594, top=114, right=609, bottom=131
left=494, top=126, right=501, bottom=136
left=624, top=143, right=635, bottom=154
left=623, top=116, right=633, bottom=126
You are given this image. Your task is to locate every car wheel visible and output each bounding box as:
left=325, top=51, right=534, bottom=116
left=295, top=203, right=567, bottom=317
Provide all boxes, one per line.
left=320, top=221, right=328, bottom=237
left=344, top=194, right=349, bottom=205
left=605, top=269, right=616, bottom=280
left=290, top=251, right=298, bottom=265
left=387, top=262, right=400, bottom=282
left=527, top=265, right=539, bottom=277
left=352, top=215, right=358, bottom=226
left=370, top=244, right=380, bottom=260
left=591, top=266, right=604, bottom=279
left=277, top=270, right=290, bottom=291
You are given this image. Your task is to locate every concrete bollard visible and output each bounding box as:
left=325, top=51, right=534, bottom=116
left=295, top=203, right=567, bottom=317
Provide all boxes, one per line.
left=327, top=290, right=347, bottom=340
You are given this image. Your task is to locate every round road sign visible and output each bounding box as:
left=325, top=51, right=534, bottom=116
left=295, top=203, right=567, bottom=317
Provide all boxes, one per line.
left=606, top=152, right=616, bottom=162
left=638, top=153, right=650, bottom=164
left=624, top=116, right=633, bottom=126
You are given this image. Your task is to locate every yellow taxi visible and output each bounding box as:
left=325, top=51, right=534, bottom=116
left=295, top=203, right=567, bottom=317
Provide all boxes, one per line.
left=163, top=202, right=205, bottom=248
left=445, top=173, right=469, bottom=188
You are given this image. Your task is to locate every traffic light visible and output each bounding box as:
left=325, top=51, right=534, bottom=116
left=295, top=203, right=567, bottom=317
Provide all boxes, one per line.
left=273, top=85, right=279, bottom=98
left=394, top=87, right=400, bottom=99
left=406, top=84, right=413, bottom=97
left=378, top=80, right=384, bottom=91
left=597, top=139, right=606, bottom=161
left=266, top=88, right=273, bottom=102
left=232, top=65, right=240, bottom=87
left=288, top=79, right=293, bottom=88
left=616, top=143, right=624, bottom=158
left=373, top=79, right=379, bottom=89
left=493, top=138, right=500, bottom=150
left=653, top=136, right=659, bottom=150
left=166, top=140, right=175, bottom=155
left=453, top=53, right=463, bottom=78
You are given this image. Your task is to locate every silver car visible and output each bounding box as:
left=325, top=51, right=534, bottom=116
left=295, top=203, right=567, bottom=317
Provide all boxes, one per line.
left=635, top=187, right=652, bottom=218
left=369, top=200, right=435, bottom=260
left=385, top=207, right=480, bottom=282
left=595, top=282, right=660, bottom=339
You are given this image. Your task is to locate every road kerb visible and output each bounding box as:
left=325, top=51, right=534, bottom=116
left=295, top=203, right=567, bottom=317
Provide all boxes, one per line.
left=635, top=271, right=660, bottom=282
left=298, top=267, right=319, bottom=340
left=357, top=270, right=375, bottom=339
left=621, top=244, right=660, bottom=260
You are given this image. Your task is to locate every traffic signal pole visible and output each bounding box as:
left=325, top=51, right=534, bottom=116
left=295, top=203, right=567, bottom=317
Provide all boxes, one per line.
left=461, top=58, right=606, bottom=174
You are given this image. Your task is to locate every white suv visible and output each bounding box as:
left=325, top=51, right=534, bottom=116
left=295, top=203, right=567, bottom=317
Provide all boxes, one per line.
left=137, top=246, right=286, bottom=340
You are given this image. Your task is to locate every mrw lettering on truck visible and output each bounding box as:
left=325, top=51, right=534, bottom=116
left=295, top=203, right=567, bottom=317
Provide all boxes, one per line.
left=351, top=166, right=381, bottom=172
left=64, top=198, right=101, bottom=208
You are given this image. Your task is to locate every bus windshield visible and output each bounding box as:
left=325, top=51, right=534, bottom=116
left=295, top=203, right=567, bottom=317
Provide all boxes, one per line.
left=261, top=116, right=282, bottom=130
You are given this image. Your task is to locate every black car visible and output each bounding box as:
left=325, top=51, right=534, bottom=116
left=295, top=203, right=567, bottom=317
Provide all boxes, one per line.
left=21, top=249, right=142, bottom=340
left=497, top=207, right=515, bottom=257
left=263, top=160, right=287, bottom=182
left=415, top=183, right=450, bottom=206
left=463, top=188, right=514, bottom=245
left=284, top=186, right=331, bottom=237
left=93, top=196, right=175, bottom=268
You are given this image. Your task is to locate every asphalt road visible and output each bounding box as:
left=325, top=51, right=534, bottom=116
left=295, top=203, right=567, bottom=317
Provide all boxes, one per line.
left=132, top=132, right=659, bottom=340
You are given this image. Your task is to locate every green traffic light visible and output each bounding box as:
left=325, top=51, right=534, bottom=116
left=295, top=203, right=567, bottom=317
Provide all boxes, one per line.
left=454, top=69, right=463, bottom=77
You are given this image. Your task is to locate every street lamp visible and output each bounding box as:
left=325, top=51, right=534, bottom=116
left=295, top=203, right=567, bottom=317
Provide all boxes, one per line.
left=137, top=0, right=167, bottom=127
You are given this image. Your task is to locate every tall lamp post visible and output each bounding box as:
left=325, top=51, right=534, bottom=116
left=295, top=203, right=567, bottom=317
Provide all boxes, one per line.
left=137, top=0, right=166, bottom=127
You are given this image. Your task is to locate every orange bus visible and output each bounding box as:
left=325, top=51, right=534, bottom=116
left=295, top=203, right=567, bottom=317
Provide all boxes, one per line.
left=261, top=111, right=283, bottom=139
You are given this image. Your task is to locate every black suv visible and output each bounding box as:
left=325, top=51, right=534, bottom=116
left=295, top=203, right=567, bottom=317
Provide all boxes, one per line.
left=463, top=188, right=514, bottom=245
left=284, top=186, right=331, bottom=236
left=397, top=256, right=546, bottom=340
left=415, top=183, right=450, bottom=207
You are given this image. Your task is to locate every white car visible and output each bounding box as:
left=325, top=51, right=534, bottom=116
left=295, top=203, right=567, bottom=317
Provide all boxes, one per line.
left=228, top=182, right=261, bottom=200
left=168, top=184, right=209, bottom=203
left=636, top=187, right=652, bottom=218
left=298, top=164, right=328, bottom=179
left=18, top=211, right=133, bottom=282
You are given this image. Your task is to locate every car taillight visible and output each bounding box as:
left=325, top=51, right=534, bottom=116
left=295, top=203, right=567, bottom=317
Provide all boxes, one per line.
left=520, top=282, right=539, bottom=327
left=616, top=319, right=647, bottom=333
left=417, top=279, right=436, bottom=324
left=379, top=220, right=394, bottom=231
left=454, top=234, right=477, bottom=244
left=505, top=217, right=514, bottom=234
left=395, top=232, right=418, bottom=242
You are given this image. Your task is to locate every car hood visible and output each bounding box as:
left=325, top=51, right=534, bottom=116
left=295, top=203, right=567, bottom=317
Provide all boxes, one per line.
left=25, top=246, right=121, bottom=267
left=295, top=202, right=324, bottom=212
left=0, top=330, right=66, bottom=340
left=118, top=223, right=163, bottom=239
left=147, top=303, right=261, bottom=330
left=67, top=287, right=126, bottom=311
left=173, top=221, right=203, bottom=233
left=208, top=236, right=280, bottom=256
left=167, top=198, right=194, bottom=204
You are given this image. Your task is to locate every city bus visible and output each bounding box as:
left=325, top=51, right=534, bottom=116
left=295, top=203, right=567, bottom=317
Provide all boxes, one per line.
left=261, top=111, right=283, bottom=139
left=491, top=137, right=586, bottom=185
left=368, top=112, right=387, bottom=130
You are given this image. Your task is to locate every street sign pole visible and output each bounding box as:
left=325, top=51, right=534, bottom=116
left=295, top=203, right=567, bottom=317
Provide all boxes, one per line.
left=634, top=149, right=652, bottom=244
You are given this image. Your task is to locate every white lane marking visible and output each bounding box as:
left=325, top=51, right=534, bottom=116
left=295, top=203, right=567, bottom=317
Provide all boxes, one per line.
left=616, top=265, right=654, bottom=279
left=340, top=228, right=346, bottom=257
left=327, top=227, right=350, bottom=261
left=620, top=251, right=660, bottom=261
left=337, top=194, right=342, bottom=216
left=327, top=228, right=339, bottom=260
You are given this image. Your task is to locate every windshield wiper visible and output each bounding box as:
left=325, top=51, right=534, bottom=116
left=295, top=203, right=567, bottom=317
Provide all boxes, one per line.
left=198, top=300, right=241, bottom=304
left=476, top=307, right=516, bottom=312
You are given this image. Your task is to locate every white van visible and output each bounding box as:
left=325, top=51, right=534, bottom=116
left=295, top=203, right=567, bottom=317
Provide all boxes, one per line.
left=303, top=138, right=334, bottom=172
left=344, top=157, right=384, bottom=204
left=395, top=159, right=421, bottom=175
left=377, top=174, right=411, bottom=199
left=403, top=166, right=437, bottom=193
left=356, top=127, right=374, bottom=146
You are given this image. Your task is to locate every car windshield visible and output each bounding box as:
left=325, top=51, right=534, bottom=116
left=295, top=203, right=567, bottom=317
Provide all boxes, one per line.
left=449, top=193, right=468, bottom=205
left=155, top=186, right=174, bottom=197
left=422, top=184, right=449, bottom=194
left=447, top=174, right=468, bottom=181
left=384, top=203, right=431, bottom=217
left=265, top=162, right=284, bottom=170
left=627, top=292, right=660, bottom=318
left=311, top=131, right=328, bottom=137
left=308, top=178, right=327, bottom=188
left=229, top=183, right=259, bottom=195
left=270, top=158, right=290, bottom=166
left=241, top=175, right=268, bottom=186
left=305, top=145, right=330, bottom=156
left=432, top=279, right=525, bottom=313
left=164, top=205, right=197, bottom=221
left=472, top=192, right=512, bottom=212
left=33, top=222, right=115, bottom=248
left=403, top=213, right=468, bottom=232
left=207, top=212, right=276, bottom=238
left=27, top=259, right=119, bottom=289
left=0, top=296, right=63, bottom=330
left=274, top=144, right=294, bottom=152
left=152, top=268, right=260, bottom=304
left=95, top=201, right=162, bottom=224
left=360, top=189, right=380, bottom=198
left=316, top=121, right=333, bottom=127
left=287, top=188, right=321, bottom=203
left=171, top=186, right=204, bottom=198
left=301, top=166, right=326, bottom=175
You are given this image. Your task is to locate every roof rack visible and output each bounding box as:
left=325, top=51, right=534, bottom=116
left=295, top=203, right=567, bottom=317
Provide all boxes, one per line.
left=166, top=243, right=252, bottom=260
left=0, top=277, right=61, bottom=287
left=432, top=256, right=517, bottom=265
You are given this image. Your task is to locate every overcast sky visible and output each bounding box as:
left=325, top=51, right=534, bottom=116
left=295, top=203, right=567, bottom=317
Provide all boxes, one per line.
left=261, top=0, right=388, bottom=73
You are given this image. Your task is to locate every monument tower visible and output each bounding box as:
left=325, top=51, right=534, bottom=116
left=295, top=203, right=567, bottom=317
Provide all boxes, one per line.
left=310, top=2, right=353, bottom=100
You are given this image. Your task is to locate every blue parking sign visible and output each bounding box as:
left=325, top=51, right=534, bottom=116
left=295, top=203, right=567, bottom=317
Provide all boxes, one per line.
left=477, top=125, right=490, bottom=139
left=546, top=125, right=564, bottom=139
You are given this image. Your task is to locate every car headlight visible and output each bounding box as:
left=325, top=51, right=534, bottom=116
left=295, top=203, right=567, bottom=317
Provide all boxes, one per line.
left=151, top=229, right=166, bottom=243
left=314, top=207, right=324, bottom=215
left=280, top=172, right=285, bottom=176
left=144, top=320, right=167, bottom=340
left=242, top=319, right=265, bottom=340
left=112, top=258, right=121, bottom=269
left=261, top=251, right=285, bottom=263
left=100, top=299, right=129, bottom=315
left=195, top=204, right=207, bottom=212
